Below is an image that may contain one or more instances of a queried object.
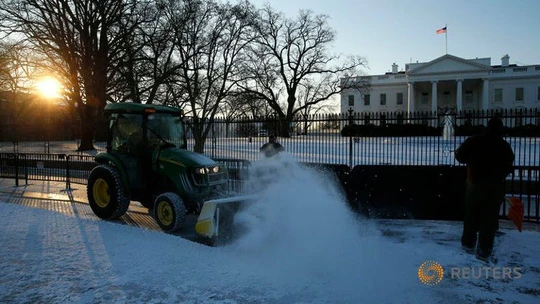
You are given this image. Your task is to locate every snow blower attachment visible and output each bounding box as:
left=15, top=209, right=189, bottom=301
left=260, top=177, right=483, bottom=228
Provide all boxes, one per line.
left=195, top=195, right=256, bottom=238
left=86, top=103, right=253, bottom=242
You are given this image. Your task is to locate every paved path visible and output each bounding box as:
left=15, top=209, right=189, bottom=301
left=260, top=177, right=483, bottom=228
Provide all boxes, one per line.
left=1, top=177, right=538, bottom=241
left=0, top=178, right=208, bottom=244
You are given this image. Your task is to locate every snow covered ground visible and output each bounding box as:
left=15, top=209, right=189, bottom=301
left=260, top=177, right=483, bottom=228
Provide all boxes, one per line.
left=1, top=155, right=539, bottom=303
left=1, top=135, right=538, bottom=166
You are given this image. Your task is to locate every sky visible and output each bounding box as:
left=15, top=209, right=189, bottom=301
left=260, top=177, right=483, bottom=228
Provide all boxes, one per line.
left=250, top=0, right=540, bottom=75
left=1, top=155, right=539, bottom=303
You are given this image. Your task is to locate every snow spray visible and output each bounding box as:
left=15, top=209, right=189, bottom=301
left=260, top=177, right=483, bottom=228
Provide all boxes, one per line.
left=227, top=154, right=385, bottom=288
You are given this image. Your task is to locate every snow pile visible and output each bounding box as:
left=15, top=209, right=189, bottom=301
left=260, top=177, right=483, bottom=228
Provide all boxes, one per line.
left=228, top=154, right=420, bottom=301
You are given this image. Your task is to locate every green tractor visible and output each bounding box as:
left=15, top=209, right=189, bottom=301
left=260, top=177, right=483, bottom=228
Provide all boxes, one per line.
left=87, top=103, right=249, bottom=238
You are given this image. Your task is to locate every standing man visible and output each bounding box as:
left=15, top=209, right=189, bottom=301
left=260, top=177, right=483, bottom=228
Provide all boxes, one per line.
left=455, top=117, right=514, bottom=261
left=260, top=135, right=284, bottom=158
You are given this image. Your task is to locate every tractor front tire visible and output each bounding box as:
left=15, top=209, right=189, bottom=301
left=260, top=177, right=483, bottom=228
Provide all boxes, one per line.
left=154, top=192, right=186, bottom=232
left=87, top=164, right=130, bottom=220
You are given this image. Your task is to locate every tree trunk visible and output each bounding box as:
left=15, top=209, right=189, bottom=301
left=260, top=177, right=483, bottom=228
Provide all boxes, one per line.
left=279, top=119, right=291, bottom=138
left=193, top=136, right=206, bottom=154
left=77, top=105, right=96, bottom=151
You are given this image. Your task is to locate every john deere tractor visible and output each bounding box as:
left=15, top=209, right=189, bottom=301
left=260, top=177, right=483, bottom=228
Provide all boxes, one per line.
left=87, top=103, right=249, bottom=238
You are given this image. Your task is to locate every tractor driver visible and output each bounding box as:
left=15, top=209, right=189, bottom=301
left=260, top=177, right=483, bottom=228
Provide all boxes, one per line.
left=115, top=115, right=143, bottom=154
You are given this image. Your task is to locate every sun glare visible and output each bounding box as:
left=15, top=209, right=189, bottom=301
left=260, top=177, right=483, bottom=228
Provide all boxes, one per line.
left=37, top=77, right=61, bottom=98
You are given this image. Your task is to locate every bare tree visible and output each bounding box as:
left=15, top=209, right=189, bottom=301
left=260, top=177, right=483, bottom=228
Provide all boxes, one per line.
left=0, top=42, right=36, bottom=93
left=167, top=0, right=256, bottom=153
left=217, top=95, right=247, bottom=138
left=240, top=6, right=369, bottom=137
left=294, top=79, right=335, bottom=134
left=0, top=42, right=52, bottom=120
left=112, top=1, right=187, bottom=105
left=0, top=44, right=10, bottom=91
left=0, top=0, right=138, bottom=150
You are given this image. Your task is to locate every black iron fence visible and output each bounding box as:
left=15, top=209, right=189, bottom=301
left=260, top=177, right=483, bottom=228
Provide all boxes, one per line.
left=1, top=152, right=538, bottom=223
left=2, top=109, right=539, bottom=167
left=1, top=108, right=539, bottom=223
left=197, top=108, right=540, bottom=168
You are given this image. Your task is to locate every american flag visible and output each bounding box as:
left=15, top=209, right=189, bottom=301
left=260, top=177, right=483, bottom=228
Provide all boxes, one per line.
left=436, top=26, right=447, bottom=34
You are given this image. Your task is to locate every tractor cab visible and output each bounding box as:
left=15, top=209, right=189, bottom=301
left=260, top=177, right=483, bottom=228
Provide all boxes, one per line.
left=109, top=109, right=186, bottom=156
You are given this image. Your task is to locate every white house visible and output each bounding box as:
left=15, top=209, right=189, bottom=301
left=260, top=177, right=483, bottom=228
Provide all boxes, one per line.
left=341, top=54, right=540, bottom=114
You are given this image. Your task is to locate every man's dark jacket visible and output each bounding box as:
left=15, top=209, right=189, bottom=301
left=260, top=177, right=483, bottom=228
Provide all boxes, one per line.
left=455, top=128, right=514, bottom=183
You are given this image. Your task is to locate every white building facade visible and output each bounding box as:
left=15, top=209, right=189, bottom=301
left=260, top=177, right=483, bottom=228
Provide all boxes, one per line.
left=341, top=54, right=540, bottom=114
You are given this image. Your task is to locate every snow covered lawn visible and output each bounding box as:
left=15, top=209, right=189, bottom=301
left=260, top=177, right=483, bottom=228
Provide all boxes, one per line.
left=1, top=156, right=539, bottom=303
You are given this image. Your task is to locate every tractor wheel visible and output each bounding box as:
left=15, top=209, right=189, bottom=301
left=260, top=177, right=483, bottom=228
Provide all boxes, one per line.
left=87, top=164, right=130, bottom=220
left=153, top=192, right=186, bottom=232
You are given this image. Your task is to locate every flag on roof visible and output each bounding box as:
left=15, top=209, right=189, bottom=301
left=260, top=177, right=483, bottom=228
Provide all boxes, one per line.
left=436, top=26, right=447, bottom=34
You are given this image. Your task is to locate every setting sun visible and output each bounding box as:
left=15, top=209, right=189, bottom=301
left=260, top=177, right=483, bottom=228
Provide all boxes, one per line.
left=37, top=77, right=61, bottom=98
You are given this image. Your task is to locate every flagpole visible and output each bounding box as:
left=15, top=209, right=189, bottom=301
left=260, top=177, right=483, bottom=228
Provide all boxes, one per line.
left=445, top=24, right=448, bottom=54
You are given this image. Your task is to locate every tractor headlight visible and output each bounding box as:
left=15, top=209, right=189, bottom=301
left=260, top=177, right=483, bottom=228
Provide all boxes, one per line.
left=192, top=167, right=208, bottom=186
left=196, top=167, right=208, bottom=174
left=191, top=165, right=227, bottom=187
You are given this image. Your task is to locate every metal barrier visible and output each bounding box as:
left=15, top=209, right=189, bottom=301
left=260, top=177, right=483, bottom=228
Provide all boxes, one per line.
left=65, top=154, right=99, bottom=186
left=0, top=153, right=97, bottom=189
left=1, top=153, right=538, bottom=223
left=213, top=158, right=252, bottom=194
left=0, top=153, right=252, bottom=194
left=0, top=153, right=23, bottom=186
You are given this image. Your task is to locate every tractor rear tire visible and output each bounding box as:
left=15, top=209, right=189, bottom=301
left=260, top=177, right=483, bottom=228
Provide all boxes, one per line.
left=154, top=192, right=186, bottom=232
left=87, top=164, right=130, bottom=220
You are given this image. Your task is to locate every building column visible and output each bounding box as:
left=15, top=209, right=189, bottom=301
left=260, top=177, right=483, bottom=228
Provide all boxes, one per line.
left=431, top=81, right=438, bottom=112
left=482, top=78, right=489, bottom=110
left=407, top=82, right=415, bottom=113
left=456, top=79, right=463, bottom=112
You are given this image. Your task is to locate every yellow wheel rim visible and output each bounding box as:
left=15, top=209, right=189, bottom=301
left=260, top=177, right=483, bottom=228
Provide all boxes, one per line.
left=93, top=178, right=110, bottom=208
left=157, top=201, right=173, bottom=226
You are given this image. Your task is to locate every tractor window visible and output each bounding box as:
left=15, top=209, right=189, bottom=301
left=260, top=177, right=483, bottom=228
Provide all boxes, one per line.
left=147, top=114, right=185, bottom=148
left=111, top=114, right=143, bottom=153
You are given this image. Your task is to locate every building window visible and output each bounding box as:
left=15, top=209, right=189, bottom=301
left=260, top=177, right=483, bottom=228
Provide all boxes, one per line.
left=364, top=94, right=370, bottom=106
left=537, top=87, right=540, bottom=101
left=464, top=91, right=473, bottom=104
left=396, top=93, right=403, bottom=105
left=348, top=95, right=354, bottom=107
left=515, top=88, right=524, bottom=102
left=380, top=93, right=386, bottom=106
left=494, top=89, right=503, bottom=103
left=421, top=92, right=429, bottom=104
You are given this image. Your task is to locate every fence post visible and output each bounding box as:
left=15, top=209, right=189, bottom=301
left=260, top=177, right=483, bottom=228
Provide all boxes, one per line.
left=65, top=155, right=71, bottom=190
left=348, top=108, right=354, bottom=168
left=211, top=123, right=216, bottom=159
left=14, top=153, right=19, bottom=187
left=23, top=154, right=28, bottom=185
